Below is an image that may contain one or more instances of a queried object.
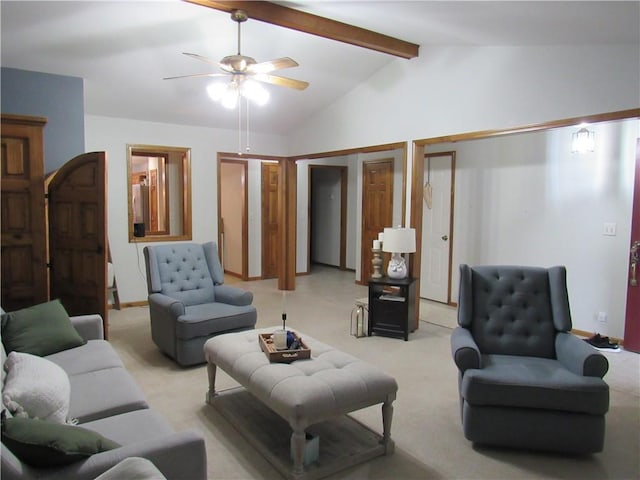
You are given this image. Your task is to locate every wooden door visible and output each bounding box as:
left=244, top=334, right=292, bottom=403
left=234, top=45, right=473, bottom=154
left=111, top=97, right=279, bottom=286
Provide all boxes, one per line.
left=624, top=139, right=640, bottom=352
left=219, top=160, right=248, bottom=278
left=262, top=163, right=280, bottom=279
left=0, top=114, right=48, bottom=311
left=48, top=152, right=108, bottom=337
left=361, top=159, right=393, bottom=282
left=420, top=152, right=455, bottom=303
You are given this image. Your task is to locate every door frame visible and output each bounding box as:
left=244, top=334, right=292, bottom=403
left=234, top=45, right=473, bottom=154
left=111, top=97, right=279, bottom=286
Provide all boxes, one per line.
left=307, top=164, right=348, bottom=272
left=217, top=157, right=249, bottom=280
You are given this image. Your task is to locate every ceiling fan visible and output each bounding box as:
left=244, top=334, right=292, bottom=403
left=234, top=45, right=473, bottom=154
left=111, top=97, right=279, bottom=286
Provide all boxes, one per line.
left=164, top=9, right=309, bottom=107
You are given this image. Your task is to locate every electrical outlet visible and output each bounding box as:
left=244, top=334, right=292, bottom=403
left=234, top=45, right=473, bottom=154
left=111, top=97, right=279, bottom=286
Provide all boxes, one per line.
left=597, top=312, right=608, bottom=324
left=603, top=223, right=617, bottom=236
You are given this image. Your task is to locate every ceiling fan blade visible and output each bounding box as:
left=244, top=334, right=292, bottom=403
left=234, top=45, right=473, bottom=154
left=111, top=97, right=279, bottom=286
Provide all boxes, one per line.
left=182, top=52, right=220, bottom=67
left=255, top=74, right=309, bottom=91
left=247, top=57, right=299, bottom=74
left=163, top=73, right=229, bottom=80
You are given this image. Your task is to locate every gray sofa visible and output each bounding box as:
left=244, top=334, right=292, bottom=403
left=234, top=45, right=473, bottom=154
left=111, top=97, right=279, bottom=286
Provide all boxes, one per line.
left=1, top=311, right=207, bottom=480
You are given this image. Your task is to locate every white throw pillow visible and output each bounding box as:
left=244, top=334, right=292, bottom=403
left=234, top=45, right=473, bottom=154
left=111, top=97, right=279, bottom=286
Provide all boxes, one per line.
left=2, top=351, right=70, bottom=423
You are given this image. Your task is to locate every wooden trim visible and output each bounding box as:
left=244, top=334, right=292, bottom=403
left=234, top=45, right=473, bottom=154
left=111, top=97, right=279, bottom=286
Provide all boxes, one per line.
left=415, top=108, right=640, bottom=146
left=340, top=166, right=348, bottom=269
left=184, top=1, right=419, bottom=59
left=1, top=113, right=48, bottom=126
left=289, top=142, right=406, bottom=161
left=279, top=158, right=297, bottom=290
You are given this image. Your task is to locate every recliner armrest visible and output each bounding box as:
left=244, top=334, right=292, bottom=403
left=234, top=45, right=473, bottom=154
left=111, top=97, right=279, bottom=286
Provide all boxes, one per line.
left=451, top=327, right=482, bottom=373
left=70, top=314, right=104, bottom=341
left=214, top=285, right=253, bottom=306
left=148, top=293, right=186, bottom=317
left=556, top=332, right=609, bottom=378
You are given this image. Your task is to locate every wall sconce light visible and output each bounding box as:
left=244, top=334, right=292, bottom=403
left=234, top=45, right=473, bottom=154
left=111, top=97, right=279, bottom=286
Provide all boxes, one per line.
left=382, top=227, right=416, bottom=279
left=571, top=127, right=595, bottom=153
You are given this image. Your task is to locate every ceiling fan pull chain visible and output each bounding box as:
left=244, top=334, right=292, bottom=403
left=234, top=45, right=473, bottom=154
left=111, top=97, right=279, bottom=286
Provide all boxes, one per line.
left=237, top=97, right=242, bottom=155
left=246, top=97, right=251, bottom=153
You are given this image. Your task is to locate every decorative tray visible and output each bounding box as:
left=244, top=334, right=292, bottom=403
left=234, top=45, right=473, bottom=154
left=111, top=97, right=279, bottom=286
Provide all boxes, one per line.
left=258, top=332, right=311, bottom=363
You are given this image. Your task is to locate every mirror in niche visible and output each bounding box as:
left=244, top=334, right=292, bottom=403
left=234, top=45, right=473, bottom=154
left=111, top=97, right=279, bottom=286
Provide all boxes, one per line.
left=127, top=144, right=192, bottom=242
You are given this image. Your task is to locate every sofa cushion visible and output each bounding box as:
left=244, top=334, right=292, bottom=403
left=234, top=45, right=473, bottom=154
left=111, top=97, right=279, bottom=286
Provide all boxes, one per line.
left=1, top=416, right=119, bottom=467
left=68, top=368, right=148, bottom=423
left=177, top=303, right=256, bottom=339
left=94, top=457, right=167, bottom=480
left=2, top=352, right=70, bottom=423
left=1, top=300, right=85, bottom=356
left=80, top=409, right=174, bottom=445
left=46, top=340, right=124, bottom=376
left=461, top=354, right=610, bottom=415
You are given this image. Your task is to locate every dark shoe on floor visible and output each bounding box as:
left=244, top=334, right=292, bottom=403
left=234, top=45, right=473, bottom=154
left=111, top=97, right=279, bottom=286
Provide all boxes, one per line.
left=584, top=333, right=621, bottom=352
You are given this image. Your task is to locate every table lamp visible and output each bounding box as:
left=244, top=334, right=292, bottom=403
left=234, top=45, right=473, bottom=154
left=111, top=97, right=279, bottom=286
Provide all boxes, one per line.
left=382, top=227, right=416, bottom=279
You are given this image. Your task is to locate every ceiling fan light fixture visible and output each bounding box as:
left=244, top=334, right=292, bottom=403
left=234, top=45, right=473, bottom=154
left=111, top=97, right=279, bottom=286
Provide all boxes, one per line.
left=206, top=82, right=227, bottom=102
left=241, top=79, right=269, bottom=106
left=219, top=82, right=239, bottom=109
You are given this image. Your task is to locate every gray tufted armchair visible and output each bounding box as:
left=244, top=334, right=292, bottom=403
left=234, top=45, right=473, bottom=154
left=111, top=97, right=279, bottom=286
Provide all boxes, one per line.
left=451, top=265, right=609, bottom=454
left=144, top=242, right=256, bottom=366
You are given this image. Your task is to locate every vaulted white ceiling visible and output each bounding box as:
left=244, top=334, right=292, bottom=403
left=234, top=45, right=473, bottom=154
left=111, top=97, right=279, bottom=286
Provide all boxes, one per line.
left=2, top=1, right=638, bottom=135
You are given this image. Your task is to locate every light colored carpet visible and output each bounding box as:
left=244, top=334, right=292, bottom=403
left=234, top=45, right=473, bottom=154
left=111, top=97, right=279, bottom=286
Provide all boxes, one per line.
left=108, top=266, right=640, bottom=480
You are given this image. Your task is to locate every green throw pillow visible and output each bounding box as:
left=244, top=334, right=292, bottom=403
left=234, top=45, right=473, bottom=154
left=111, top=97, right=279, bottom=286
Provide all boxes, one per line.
left=1, top=300, right=86, bottom=356
left=1, top=416, right=120, bottom=467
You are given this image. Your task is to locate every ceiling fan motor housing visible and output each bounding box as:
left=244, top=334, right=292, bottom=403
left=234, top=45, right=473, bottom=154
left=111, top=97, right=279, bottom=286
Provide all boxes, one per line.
left=220, top=54, right=256, bottom=73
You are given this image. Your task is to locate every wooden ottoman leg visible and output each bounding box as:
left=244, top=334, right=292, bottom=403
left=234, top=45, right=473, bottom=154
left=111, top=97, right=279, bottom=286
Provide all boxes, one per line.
left=381, top=394, right=396, bottom=454
left=291, top=425, right=306, bottom=476
left=206, top=362, right=218, bottom=404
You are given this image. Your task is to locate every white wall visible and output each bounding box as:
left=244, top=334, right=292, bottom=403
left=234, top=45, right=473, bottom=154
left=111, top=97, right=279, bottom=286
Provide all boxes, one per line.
left=85, top=115, right=287, bottom=303
left=440, top=119, right=638, bottom=338
left=287, top=44, right=639, bottom=338
left=289, top=45, right=639, bottom=154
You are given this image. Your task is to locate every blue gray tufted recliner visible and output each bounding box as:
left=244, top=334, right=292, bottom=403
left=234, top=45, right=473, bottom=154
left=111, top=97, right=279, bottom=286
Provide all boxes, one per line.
left=143, top=242, right=257, bottom=366
left=451, top=264, right=609, bottom=454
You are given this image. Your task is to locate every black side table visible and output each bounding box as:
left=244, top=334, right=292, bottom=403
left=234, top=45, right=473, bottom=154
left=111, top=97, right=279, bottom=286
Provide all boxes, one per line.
left=368, top=276, right=416, bottom=341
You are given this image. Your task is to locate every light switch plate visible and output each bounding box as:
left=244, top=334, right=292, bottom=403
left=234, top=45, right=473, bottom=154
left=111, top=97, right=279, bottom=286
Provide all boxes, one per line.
left=603, top=223, right=617, bottom=236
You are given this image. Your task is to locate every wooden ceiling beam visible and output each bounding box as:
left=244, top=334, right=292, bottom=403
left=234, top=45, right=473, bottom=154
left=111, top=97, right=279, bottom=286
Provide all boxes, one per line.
left=184, top=0, right=419, bottom=59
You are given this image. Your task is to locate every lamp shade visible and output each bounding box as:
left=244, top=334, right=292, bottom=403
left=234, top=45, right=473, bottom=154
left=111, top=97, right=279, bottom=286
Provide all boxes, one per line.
left=382, top=227, right=416, bottom=253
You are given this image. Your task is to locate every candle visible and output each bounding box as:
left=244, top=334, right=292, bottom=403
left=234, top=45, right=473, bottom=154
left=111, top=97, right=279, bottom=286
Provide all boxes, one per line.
left=378, top=232, right=384, bottom=242
left=282, top=291, right=287, bottom=314
left=373, top=239, right=381, bottom=249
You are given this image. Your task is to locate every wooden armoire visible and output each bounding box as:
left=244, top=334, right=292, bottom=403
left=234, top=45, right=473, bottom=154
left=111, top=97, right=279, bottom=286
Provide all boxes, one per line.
left=1, top=114, right=109, bottom=337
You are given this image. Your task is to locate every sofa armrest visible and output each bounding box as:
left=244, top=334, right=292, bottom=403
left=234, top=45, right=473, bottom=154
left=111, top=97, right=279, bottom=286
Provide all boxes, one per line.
left=70, top=314, right=104, bottom=341
left=451, top=327, right=482, bottom=373
left=148, top=293, right=186, bottom=317
left=43, top=429, right=207, bottom=480
left=214, top=285, right=253, bottom=306
left=556, top=332, right=609, bottom=378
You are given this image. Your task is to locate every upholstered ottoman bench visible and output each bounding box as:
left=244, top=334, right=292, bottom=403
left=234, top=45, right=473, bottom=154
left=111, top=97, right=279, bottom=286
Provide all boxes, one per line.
left=204, top=327, right=398, bottom=479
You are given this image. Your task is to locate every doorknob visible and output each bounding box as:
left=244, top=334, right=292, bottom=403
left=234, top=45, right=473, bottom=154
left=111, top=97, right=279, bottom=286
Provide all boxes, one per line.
left=441, top=235, right=448, bottom=241
left=631, top=240, right=640, bottom=287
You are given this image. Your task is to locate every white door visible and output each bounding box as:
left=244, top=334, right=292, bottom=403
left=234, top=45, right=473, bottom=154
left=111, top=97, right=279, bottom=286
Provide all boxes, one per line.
left=420, top=153, right=454, bottom=303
